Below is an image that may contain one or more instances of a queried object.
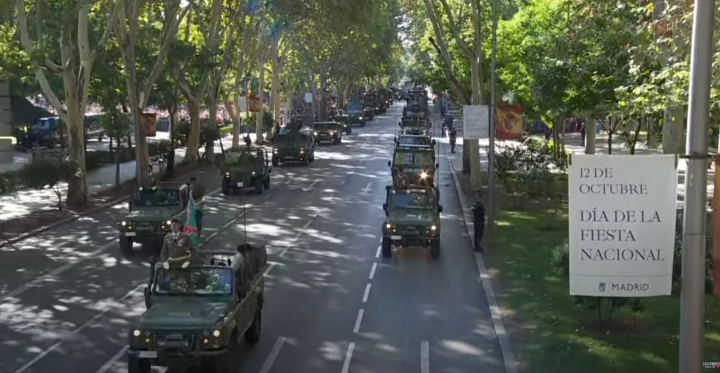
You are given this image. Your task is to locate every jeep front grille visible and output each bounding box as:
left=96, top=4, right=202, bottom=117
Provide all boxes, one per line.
left=153, top=331, right=199, bottom=351
left=135, top=221, right=158, bottom=231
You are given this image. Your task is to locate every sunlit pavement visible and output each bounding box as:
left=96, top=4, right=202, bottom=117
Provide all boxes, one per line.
left=0, top=104, right=504, bottom=373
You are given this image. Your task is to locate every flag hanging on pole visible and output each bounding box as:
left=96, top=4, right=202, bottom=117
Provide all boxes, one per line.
left=184, top=194, right=199, bottom=246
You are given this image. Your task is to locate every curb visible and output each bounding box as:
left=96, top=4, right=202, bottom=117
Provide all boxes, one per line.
left=0, top=166, right=211, bottom=249
left=446, top=149, right=519, bottom=373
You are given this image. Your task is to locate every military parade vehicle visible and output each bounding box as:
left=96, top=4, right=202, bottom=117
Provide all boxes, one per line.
left=344, top=101, right=367, bottom=126
left=394, top=134, right=436, bottom=149
left=271, top=126, right=316, bottom=166
left=399, top=117, right=430, bottom=135
left=381, top=186, right=442, bottom=258
left=313, top=121, right=346, bottom=144
left=220, top=144, right=272, bottom=195
left=127, top=246, right=267, bottom=373
left=333, top=113, right=354, bottom=133
left=388, top=143, right=438, bottom=186
left=119, top=183, right=202, bottom=254
left=380, top=88, right=393, bottom=107
left=363, top=91, right=381, bottom=115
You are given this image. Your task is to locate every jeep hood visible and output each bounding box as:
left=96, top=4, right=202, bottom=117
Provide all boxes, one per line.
left=388, top=210, right=437, bottom=225
left=124, top=208, right=179, bottom=221
left=141, top=299, right=231, bottom=329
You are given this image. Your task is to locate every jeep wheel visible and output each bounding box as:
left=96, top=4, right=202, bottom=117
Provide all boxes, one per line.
left=302, top=156, right=309, bottom=166
left=245, top=309, right=262, bottom=345
left=127, top=355, right=151, bottom=373
left=271, top=156, right=279, bottom=167
left=310, top=152, right=315, bottom=162
left=119, top=237, right=133, bottom=255
left=381, top=237, right=392, bottom=258
left=360, top=121, right=366, bottom=127
left=254, top=180, right=263, bottom=194
left=346, top=127, right=352, bottom=135
left=430, top=241, right=440, bottom=259
left=221, top=178, right=231, bottom=195
left=263, top=176, right=270, bottom=190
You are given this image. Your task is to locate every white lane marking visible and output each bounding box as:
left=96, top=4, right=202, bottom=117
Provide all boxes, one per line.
left=93, top=345, right=127, bottom=373
left=259, top=336, right=287, bottom=373
left=278, top=212, right=321, bottom=258
left=353, top=309, right=364, bottom=333
left=362, top=284, right=372, bottom=303
left=421, top=341, right=430, bottom=373
left=340, top=342, right=356, bottom=373
left=14, top=285, right=143, bottom=373
left=375, top=245, right=381, bottom=259
left=263, top=262, right=277, bottom=276
left=200, top=211, right=247, bottom=243
left=368, top=263, right=377, bottom=280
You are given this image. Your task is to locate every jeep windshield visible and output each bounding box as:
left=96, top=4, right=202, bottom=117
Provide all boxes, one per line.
left=133, top=188, right=180, bottom=207
left=394, top=151, right=434, bottom=167
left=314, top=123, right=340, bottom=131
left=155, top=267, right=233, bottom=295
left=225, top=149, right=261, bottom=165
left=347, top=102, right=362, bottom=112
left=275, top=134, right=305, bottom=143
left=398, top=136, right=431, bottom=146
left=389, top=191, right=436, bottom=209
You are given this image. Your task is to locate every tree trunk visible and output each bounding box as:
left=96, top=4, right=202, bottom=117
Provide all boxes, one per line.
left=467, top=0, right=483, bottom=190
left=64, top=101, right=89, bottom=207
left=584, top=114, right=595, bottom=154
left=207, top=92, right=218, bottom=155
left=255, top=55, right=266, bottom=144
left=320, top=69, right=328, bottom=121
left=270, top=38, right=281, bottom=139
left=187, top=100, right=201, bottom=161
left=226, top=94, right=241, bottom=149
left=115, top=138, right=121, bottom=187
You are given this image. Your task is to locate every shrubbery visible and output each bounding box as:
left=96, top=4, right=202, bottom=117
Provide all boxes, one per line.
left=18, top=151, right=77, bottom=210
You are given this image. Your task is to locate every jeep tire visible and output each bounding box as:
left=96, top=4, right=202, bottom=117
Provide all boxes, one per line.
left=119, top=237, right=133, bottom=255
left=127, top=355, right=151, bottom=373
left=245, top=308, right=262, bottom=345
left=381, top=237, right=392, bottom=258
left=430, top=241, right=440, bottom=259
left=221, top=178, right=231, bottom=195
left=271, top=156, right=279, bottom=167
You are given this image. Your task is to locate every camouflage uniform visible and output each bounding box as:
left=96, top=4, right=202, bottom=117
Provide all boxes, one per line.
left=160, top=231, right=197, bottom=264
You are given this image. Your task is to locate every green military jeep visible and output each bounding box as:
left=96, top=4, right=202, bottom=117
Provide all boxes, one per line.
left=221, top=145, right=271, bottom=195
left=388, top=144, right=438, bottom=186
left=345, top=101, right=367, bottom=126
left=399, top=117, right=430, bottom=135
left=118, top=184, right=200, bottom=254
left=312, top=121, right=346, bottom=145
left=127, top=247, right=267, bottom=373
left=271, top=127, right=316, bottom=166
left=381, top=186, right=443, bottom=258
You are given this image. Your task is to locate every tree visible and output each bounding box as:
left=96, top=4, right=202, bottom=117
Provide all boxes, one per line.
left=99, top=110, right=132, bottom=187
left=15, top=0, right=119, bottom=207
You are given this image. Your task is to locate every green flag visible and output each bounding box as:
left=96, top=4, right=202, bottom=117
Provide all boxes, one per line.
left=184, top=194, right=199, bottom=246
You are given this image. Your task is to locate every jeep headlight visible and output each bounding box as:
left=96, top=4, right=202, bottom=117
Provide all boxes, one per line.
left=165, top=220, right=171, bottom=225
left=273, top=148, right=278, bottom=154
left=225, top=171, right=230, bottom=177
left=299, top=148, right=305, bottom=153
left=133, top=329, right=141, bottom=337
left=330, top=131, right=335, bottom=135
left=430, top=225, right=437, bottom=231
left=121, top=221, right=127, bottom=226
left=385, top=223, right=392, bottom=229
left=420, top=171, right=428, bottom=179
left=313, top=131, right=318, bottom=136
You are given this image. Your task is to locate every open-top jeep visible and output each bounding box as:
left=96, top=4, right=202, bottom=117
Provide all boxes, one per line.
left=399, top=117, right=430, bottom=135
left=127, top=246, right=267, bottom=373
left=271, top=127, right=316, bottom=166
left=221, top=145, right=271, bottom=195
left=388, top=144, right=438, bottom=187
left=312, top=121, right=346, bottom=144
left=381, top=186, right=443, bottom=258
left=119, top=184, right=201, bottom=254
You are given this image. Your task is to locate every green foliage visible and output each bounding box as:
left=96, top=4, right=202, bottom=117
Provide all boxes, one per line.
left=18, top=152, right=77, bottom=210
left=551, top=240, right=644, bottom=329
left=100, top=111, right=132, bottom=140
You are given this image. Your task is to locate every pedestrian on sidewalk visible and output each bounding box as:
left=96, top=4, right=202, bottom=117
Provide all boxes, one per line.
left=471, top=199, right=486, bottom=252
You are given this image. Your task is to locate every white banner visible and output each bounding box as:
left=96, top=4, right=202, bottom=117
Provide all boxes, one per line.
left=462, top=105, right=489, bottom=139
left=568, top=155, right=677, bottom=297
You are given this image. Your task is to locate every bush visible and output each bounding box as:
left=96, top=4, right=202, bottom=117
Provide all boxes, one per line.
left=551, top=240, right=644, bottom=329
left=18, top=152, right=77, bottom=210
left=0, top=170, right=23, bottom=195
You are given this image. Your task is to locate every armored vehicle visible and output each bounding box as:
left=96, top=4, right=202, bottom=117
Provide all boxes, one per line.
left=394, top=134, right=435, bottom=149
left=344, top=101, right=367, bottom=126
left=119, top=184, right=201, bottom=254
left=381, top=186, right=443, bottom=258
left=127, top=246, right=267, bottom=373
left=388, top=144, right=438, bottom=186
left=271, top=127, right=315, bottom=166
left=313, top=121, right=345, bottom=144
left=399, top=117, right=430, bottom=135
left=221, top=145, right=272, bottom=195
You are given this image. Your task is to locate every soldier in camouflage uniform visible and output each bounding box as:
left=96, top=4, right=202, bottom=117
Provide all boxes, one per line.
left=160, top=218, right=197, bottom=269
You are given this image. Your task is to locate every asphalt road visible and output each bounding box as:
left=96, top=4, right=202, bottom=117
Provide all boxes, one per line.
left=0, top=104, right=505, bottom=373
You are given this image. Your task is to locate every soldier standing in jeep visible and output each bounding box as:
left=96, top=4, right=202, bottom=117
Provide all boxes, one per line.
left=160, top=219, right=197, bottom=269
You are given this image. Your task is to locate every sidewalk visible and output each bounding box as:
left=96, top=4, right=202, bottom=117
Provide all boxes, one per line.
left=0, top=134, right=252, bottom=221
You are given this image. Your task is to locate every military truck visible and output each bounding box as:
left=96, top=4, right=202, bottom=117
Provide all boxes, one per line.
left=344, top=101, right=367, bottom=126
left=119, top=184, right=201, bottom=254
left=127, top=246, right=267, bottom=373
left=313, top=121, right=346, bottom=144
left=394, top=134, right=435, bottom=149
left=271, top=127, right=315, bottom=166
left=363, top=92, right=380, bottom=115
left=381, top=186, right=443, bottom=258
left=388, top=144, right=438, bottom=186
left=399, top=117, right=430, bottom=135
left=380, top=88, right=393, bottom=107
left=220, top=145, right=272, bottom=195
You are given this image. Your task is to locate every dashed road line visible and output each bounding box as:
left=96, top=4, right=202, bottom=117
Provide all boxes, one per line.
left=259, top=336, right=287, bottom=373
left=362, top=284, right=372, bottom=303
left=421, top=341, right=430, bottom=373
left=353, top=309, right=365, bottom=333
left=341, top=342, right=356, bottom=373
left=375, top=245, right=381, bottom=258
left=368, top=263, right=377, bottom=279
